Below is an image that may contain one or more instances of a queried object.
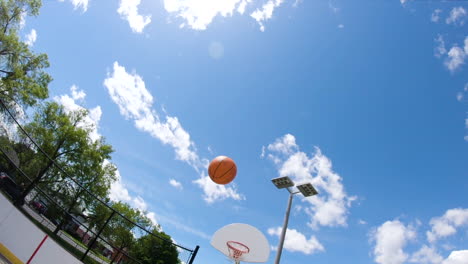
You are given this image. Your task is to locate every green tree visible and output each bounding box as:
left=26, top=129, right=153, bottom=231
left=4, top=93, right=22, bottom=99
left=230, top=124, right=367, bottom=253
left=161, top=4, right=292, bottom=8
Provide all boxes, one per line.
left=0, top=0, right=51, bottom=117
left=18, top=102, right=116, bottom=209
left=131, top=229, right=181, bottom=264
left=56, top=139, right=116, bottom=212
left=106, top=202, right=152, bottom=254
left=20, top=102, right=91, bottom=189
left=87, top=201, right=154, bottom=263
left=51, top=142, right=117, bottom=233
left=100, top=202, right=181, bottom=264
left=0, top=135, right=20, bottom=176
left=86, top=200, right=113, bottom=235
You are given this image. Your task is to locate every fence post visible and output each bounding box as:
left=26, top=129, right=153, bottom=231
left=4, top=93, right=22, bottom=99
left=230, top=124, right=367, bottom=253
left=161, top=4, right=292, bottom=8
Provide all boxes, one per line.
left=81, top=210, right=115, bottom=261
left=188, top=245, right=200, bottom=264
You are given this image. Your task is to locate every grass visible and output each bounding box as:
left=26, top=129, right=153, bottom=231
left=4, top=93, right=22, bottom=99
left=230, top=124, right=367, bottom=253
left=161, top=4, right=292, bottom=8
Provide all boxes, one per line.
left=61, top=232, right=88, bottom=249
left=91, top=249, right=111, bottom=264
left=61, top=233, right=111, bottom=264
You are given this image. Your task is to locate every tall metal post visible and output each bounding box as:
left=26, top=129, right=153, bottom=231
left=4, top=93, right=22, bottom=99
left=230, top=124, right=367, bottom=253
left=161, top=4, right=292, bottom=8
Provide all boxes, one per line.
left=274, top=190, right=294, bottom=264
left=188, top=245, right=200, bottom=264
left=81, top=210, right=115, bottom=261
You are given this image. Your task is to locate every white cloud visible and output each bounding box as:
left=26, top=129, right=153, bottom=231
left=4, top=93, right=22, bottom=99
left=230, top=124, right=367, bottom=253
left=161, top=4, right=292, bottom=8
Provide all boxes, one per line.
left=457, top=82, right=467, bottom=101
left=432, top=9, right=442, bottom=23
left=109, top=170, right=132, bottom=202
left=132, top=196, right=148, bottom=211
left=264, top=134, right=355, bottom=228
left=446, top=7, right=467, bottom=26
left=169, top=179, right=183, bottom=190
left=164, top=0, right=249, bottom=30
left=54, top=85, right=102, bottom=143
left=445, top=46, right=466, bottom=72
left=442, top=250, right=468, bottom=264
left=109, top=174, right=145, bottom=211
left=439, top=36, right=468, bottom=72
left=266, top=133, right=298, bottom=156
left=70, top=0, right=89, bottom=12
left=372, top=211, right=468, bottom=264
left=117, top=0, right=151, bottom=33
left=104, top=62, right=243, bottom=203
left=104, top=62, right=199, bottom=165
left=71, top=85, right=86, bottom=100
left=427, top=208, right=468, bottom=243
left=193, top=173, right=244, bottom=203
left=109, top=170, right=161, bottom=226
left=146, top=212, right=159, bottom=226
left=294, top=205, right=303, bottom=214
left=25, top=29, right=37, bottom=47
left=268, top=227, right=324, bottom=255
left=237, top=0, right=251, bottom=14
left=251, top=0, right=284, bottom=32
left=410, top=245, right=444, bottom=264
left=359, top=219, right=368, bottom=225
left=293, top=0, right=303, bottom=8
left=435, top=35, right=447, bottom=58
left=371, top=220, right=416, bottom=264
left=465, top=37, right=468, bottom=55
left=104, top=63, right=152, bottom=119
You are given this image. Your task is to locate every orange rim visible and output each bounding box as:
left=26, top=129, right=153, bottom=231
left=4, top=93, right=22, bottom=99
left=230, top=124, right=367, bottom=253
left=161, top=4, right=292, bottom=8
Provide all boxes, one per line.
left=227, top=241, right=250, bottom=259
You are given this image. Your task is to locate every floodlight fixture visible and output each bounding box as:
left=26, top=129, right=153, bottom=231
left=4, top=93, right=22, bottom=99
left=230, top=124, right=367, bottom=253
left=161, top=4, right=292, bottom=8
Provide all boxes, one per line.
left=271, top=177, right=318, bottom=264
left=271, top=176, right=294, bottom=189
left=296, top=183, right=318, bottom=197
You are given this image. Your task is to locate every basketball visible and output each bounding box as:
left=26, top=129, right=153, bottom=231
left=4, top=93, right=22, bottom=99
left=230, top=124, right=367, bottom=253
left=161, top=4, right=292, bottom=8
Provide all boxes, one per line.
left=208, top=156, right=237, bottom=185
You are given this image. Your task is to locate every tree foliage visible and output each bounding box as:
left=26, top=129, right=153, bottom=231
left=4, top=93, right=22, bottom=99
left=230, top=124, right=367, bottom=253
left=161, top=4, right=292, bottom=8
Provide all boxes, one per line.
left=0, top=2, right=184, bottom=263
left=131, top=230, right=181, bottom=264
left=87, top=201, right=181, bottom=264
left=20, top=102, right=90, bottom=181
left=18, top=102, right=116, bottom=210
left=0, top=0, right=51, bottom=117
left=105, top=202, right=152, bottom=250
left=0, top=135, right=21, bottom=175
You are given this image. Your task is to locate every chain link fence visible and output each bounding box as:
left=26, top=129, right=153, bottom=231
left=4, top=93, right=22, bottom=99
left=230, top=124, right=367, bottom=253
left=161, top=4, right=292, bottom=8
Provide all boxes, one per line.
left=0, top=100, right=199, bottom=264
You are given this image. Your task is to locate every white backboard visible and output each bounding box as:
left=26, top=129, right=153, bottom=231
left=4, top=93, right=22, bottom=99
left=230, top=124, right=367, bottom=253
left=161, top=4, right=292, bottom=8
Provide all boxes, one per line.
left=211, top=223, right=270, bottom=263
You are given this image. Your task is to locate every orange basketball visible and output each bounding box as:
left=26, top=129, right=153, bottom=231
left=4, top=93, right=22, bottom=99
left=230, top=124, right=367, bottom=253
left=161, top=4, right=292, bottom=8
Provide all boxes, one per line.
left=208, top=156, right=237, bottom=185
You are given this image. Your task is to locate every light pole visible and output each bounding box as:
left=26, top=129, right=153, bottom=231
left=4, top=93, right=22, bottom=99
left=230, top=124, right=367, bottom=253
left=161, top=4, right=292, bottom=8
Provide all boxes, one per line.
left=271, top=176, right=318, bottom=264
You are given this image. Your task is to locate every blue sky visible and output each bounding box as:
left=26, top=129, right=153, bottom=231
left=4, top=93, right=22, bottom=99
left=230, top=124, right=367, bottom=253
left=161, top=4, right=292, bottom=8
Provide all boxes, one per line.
left=18, top=0, right=468, bottom=263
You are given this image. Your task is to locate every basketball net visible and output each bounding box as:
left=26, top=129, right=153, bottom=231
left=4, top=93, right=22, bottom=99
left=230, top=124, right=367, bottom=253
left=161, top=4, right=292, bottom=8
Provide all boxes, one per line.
left=227, top=241, right=249, bottom=264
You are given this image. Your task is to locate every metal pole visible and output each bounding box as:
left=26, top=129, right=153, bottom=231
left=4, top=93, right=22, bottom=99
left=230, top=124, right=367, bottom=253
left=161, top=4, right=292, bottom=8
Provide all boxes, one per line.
left=274, top=191, right=294, bottom=264
left=188, top=245, right=200, bottom=264
left=81, top=211, right=115, bottom=261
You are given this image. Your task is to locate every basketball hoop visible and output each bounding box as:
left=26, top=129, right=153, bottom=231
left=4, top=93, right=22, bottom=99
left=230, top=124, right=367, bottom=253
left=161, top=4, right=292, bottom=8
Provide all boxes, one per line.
left=227, top=241, right=250, bottom=261
left=211, top=223, right=270, bottom=264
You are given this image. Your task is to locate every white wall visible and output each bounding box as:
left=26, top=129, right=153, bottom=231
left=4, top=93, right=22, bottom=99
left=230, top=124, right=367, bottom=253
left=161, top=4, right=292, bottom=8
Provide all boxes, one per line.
left=0, top=193, right=82, bottom=264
